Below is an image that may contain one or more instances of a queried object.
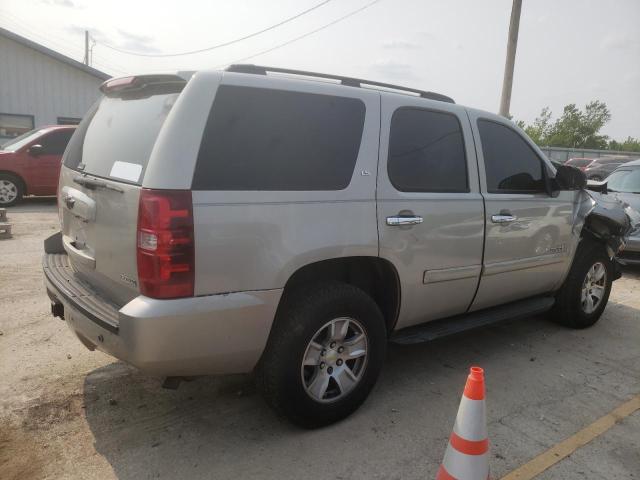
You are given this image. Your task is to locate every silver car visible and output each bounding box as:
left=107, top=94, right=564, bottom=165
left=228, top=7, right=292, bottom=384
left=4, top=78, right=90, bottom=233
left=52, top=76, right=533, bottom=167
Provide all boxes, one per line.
left=590, top=159, right=640, bottom=265
left=584, top=156, right=636, bottom=181
left=43, top=65, right=635, bottom=427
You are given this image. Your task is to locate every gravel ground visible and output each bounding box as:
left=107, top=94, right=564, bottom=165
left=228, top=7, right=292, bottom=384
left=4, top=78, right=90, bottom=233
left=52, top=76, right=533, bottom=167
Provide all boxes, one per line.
left=1, top=198, right=639, bottom=480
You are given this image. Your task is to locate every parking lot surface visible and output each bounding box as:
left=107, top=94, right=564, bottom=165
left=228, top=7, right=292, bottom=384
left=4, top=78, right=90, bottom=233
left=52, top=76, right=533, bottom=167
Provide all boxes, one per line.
left=1, top=198, right=639, bottom=479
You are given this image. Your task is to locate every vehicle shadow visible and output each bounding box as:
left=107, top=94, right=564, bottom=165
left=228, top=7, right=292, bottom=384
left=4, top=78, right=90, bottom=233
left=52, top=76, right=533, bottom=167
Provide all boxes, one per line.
left=8, top=196, right=57, bottom=213
left=81, top=301, right=640, bottom=480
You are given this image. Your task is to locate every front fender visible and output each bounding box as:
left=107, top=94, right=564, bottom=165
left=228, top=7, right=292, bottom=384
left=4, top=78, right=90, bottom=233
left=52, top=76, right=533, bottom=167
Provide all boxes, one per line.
left=575, top=190, right=639, bottom=259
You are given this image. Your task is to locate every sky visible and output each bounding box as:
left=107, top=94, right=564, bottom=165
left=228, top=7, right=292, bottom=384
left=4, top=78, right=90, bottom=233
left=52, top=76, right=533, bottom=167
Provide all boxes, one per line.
left=1, top=0, right=638, bottom=140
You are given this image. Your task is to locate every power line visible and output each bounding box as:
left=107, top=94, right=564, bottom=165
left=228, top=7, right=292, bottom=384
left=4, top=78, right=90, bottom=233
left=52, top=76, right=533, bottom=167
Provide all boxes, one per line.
left=217, top=0, right=382, bottom=68
left=95, top=0, right=333, bottom=58
left=0, top=11, right=85, bottom=58
left=0, top=12, right=129, bottom=76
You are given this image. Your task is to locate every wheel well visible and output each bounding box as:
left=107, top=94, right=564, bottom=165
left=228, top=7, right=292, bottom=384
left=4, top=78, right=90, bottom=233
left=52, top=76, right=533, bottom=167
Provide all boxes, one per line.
left=0, top=171, right=26, bottom=195
left=281, top=257, right=401, bottom=332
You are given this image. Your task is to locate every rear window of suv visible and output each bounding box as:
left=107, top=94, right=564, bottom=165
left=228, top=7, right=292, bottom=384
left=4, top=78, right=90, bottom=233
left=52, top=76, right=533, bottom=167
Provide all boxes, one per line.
left=192, top=85, right=366, bottom=191
left=64, top=90, right=180, bottom=184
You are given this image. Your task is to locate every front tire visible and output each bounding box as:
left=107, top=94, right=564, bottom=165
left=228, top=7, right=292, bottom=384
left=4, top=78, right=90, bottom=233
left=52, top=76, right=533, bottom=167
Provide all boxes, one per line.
left=551, top=239, right=613, bottom=328
left=256, top=282, right=387, bottom=428
left=0, top=174, right=23, bottom=207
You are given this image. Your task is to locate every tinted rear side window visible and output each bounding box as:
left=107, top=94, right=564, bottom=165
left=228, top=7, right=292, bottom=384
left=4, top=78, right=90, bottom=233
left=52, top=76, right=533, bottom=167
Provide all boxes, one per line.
left=388, top=107, right=468, bottom=192
left=478, top=120, right=545, bottom=193
left=192, top=85, right=366, bottom=191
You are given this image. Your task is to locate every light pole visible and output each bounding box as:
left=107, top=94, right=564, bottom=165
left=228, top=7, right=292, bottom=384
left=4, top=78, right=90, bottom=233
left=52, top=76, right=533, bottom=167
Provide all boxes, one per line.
left=499, top=0, right=522, bottom=118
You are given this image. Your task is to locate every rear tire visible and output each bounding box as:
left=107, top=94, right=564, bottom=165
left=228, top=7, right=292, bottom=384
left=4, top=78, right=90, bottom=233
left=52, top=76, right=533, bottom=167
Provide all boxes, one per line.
left=551, top=239, right=613, bottom=328
left=0, top=174, right=23, bottom=207
left=256, top=282, right=387, bottom=428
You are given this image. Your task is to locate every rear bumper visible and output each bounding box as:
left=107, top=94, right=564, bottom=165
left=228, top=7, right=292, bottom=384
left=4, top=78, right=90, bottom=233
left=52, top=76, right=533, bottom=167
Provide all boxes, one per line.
left=43, top=253, right=282, bottom=376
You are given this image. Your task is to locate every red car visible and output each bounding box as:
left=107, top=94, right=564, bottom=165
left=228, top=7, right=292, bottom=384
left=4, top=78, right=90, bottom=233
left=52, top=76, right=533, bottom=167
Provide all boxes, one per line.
left=0, top=126, right=75, bottom=206
left=565, top=157, right=596, bottom=171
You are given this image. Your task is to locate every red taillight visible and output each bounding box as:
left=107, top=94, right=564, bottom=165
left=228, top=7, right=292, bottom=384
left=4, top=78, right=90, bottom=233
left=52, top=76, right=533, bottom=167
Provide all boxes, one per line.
left=137, top=189, right=194, bottom=299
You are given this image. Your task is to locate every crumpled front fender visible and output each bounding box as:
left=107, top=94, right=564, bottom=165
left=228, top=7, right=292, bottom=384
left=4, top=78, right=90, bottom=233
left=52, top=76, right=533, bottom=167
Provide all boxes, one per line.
left=575, top=190, right=640, bottom=259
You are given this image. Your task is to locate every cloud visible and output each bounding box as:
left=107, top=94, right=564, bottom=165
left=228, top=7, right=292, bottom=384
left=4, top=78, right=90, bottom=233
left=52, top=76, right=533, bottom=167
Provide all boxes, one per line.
left=600, top=34, right=640, bottom=53
left=381, top=39, right=421, bottom=50
left=66, top=25, right=109, bottom=42
left=117, top=30, right=154, bottom=45
left=41, top=0, right=79, bottom=8
left=66, top=25, right=159, bottom=53
left=369, top=59, right=418, bottom=80
left=115, top=29, right=161, bottom=53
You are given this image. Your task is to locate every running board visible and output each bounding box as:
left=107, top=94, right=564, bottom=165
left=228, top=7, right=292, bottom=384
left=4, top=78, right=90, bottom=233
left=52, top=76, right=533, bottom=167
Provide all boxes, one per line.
left=390, top=296, right=555, bottom=345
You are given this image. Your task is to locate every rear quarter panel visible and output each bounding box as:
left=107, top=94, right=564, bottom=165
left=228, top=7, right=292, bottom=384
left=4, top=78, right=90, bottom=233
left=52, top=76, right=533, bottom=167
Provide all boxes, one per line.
left=191, top=74, right=381, bottom=295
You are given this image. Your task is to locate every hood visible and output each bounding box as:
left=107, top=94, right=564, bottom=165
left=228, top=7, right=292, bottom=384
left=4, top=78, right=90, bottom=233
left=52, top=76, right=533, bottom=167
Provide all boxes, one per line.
left=0, top=150, right=16, bottom=160
left=613, top=192, right=640, bottom=214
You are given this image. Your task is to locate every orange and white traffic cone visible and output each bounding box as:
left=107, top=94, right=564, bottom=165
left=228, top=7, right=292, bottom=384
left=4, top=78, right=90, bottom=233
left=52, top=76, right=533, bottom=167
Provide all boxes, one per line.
left=436, top=366, right=490, bottom=480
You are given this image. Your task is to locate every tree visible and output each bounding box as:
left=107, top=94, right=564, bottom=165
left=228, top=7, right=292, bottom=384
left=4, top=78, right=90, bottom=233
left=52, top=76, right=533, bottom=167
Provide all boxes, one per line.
left=517, top=107, right=552, bottom=145
left=518, top=100, right=614, bottom=149
left=608, top=137, right=640, bottom=153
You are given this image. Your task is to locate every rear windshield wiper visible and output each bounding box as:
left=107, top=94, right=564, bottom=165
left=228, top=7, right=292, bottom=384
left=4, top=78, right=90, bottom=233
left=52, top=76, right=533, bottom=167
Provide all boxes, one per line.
left=73, top=176, right=124, bottom=193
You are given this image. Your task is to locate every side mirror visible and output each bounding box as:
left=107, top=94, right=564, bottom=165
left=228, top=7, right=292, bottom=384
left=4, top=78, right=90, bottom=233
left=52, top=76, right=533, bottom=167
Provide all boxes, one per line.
left=585, top=179, right=608, bottom=193
left=553, top=165, right=587, bottom=191
left=28, top=144, right=44, bottom=156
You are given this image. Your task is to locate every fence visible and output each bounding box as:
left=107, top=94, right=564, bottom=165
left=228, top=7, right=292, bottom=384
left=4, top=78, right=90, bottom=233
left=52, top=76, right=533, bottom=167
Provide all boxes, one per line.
left=540, top=146, right=639, bottom=163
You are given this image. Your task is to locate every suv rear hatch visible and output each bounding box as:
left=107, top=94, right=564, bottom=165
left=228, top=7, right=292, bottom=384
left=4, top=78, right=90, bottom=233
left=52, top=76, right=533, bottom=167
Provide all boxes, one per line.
left=59, top=74, right=188, bottom=306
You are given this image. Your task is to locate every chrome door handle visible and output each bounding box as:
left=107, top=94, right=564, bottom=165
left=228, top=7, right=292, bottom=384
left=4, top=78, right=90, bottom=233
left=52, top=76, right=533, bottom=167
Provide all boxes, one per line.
left=491, top=214, right=517, bottom=224
left=386, top=215, right=423, bottom=226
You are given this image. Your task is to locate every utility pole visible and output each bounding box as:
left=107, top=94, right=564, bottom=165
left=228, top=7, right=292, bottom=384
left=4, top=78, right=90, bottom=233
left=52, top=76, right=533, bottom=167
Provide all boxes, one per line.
left=84, top=30, right=89, bottom=66
left=499, top=0, right=522, bottom=118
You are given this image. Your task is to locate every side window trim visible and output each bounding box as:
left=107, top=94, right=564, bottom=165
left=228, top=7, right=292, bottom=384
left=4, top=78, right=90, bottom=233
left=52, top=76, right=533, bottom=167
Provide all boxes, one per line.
left=387, top=106, right=470, bottom=194
left=477, top=117, right=549, bottom=195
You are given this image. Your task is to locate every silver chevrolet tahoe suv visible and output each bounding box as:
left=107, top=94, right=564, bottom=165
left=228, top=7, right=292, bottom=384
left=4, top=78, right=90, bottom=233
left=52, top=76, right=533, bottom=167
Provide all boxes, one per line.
left=43, top=65, right=633, bottom=427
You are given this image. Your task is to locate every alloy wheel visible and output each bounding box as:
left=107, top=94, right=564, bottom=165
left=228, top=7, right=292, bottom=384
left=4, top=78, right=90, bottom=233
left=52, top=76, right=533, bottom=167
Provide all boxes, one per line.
left=301, top=317, right=368, bottom=403
left=0, top=179, right=18, bottom=205
left=581, top=262, right=607, bottom=314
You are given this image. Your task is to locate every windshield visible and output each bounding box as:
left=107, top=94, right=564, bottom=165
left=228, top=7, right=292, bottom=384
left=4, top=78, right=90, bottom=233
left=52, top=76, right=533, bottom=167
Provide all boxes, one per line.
left=607, top=169, right=640, bottom=193
left=0, top=129, right=45, bottom=152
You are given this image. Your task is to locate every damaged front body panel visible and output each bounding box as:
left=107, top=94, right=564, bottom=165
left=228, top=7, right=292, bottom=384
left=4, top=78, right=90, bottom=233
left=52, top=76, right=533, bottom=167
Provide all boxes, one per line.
left=575, top=189, right=640, bottom=259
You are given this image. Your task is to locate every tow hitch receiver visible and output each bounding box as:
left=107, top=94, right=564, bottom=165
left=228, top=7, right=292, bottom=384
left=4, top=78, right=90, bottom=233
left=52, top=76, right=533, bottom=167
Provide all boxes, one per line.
left=51, top=302, right=64, bottom=319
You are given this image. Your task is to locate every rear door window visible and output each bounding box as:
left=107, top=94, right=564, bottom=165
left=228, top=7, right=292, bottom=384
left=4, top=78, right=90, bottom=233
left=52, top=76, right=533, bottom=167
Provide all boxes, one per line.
left=387, top=107, right=468, bottom=192
left=192, top=85, right=366, bottom=191
left=478, top=120, right=546, bottom=193
left=64, top=91, right=179, bottom=184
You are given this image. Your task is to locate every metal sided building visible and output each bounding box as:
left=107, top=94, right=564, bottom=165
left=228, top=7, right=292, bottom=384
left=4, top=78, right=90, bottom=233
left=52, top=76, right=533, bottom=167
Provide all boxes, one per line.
left=0, top=27, right=110, bottom=141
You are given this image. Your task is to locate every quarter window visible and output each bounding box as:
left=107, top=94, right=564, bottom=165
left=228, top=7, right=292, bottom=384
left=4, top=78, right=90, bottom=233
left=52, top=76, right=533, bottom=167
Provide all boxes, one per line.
left=478, top=120, right=546, bottom=193
left=388, top=108, right=468, bottom=192
left=193, top=85, right=366, bottom=191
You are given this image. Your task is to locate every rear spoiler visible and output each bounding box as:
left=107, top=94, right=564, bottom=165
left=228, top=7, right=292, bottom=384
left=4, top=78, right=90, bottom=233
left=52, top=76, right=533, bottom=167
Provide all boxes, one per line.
left=99, top=74, right=188, bottom=97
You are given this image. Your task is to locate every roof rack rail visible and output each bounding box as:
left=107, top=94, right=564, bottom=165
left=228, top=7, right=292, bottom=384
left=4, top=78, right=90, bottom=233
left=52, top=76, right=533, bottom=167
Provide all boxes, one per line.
left=225, top=64, right=455, bottom=104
